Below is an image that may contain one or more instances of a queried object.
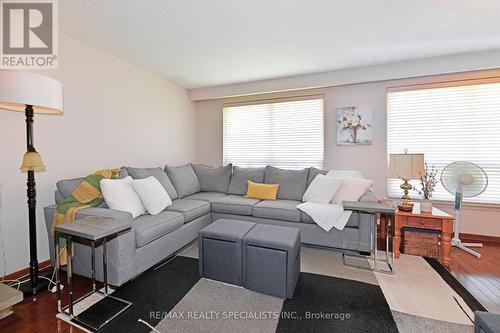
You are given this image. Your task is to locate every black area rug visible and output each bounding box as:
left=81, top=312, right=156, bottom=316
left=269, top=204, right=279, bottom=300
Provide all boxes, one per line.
left=277, top=272, right=399, bottom=333
left=96, top=256, right=200, bottom=332
left=424, top=257, right=486, bottom=313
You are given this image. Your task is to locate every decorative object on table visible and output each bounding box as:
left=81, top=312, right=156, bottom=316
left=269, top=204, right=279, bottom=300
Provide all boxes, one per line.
left=441, top=161, right=488, bottom=258
left=394, top=203, right=454, bottom=267
left=336, top=106, right=372, bottom=145
left=413, top=162, right=439, bottom=213
left=388, top=149, right=424, bottom=212
left=0, top=71, right=63, bottom=295
left=402, top=227, right=440, bottom=258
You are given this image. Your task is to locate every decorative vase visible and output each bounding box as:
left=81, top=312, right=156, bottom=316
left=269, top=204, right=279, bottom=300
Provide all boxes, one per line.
left=350, top=127, right=358, bottom=143
left=421, top=199, right=433, bottom=213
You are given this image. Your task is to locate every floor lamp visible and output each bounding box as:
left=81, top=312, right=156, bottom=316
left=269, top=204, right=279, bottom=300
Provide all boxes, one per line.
left=0, top=71, right=63, bottom=295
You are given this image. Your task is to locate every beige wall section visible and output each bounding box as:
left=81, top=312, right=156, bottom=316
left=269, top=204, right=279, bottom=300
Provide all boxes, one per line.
left=0, top=34, right=196, bottom=275
left=195, top=70, right=500, bottom=237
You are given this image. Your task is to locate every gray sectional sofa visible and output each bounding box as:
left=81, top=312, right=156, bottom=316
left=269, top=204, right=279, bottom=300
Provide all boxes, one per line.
left=44, top=164, right=377, bottom=286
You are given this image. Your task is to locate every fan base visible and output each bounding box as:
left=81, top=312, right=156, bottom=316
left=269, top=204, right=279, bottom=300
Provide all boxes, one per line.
left=452, top=238, right=482, bottom=258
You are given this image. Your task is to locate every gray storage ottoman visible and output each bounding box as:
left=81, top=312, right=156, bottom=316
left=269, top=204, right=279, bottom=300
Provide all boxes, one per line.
left=242, top=224, right=300, bottom=299
left=199, top=219, right=256, bottom=285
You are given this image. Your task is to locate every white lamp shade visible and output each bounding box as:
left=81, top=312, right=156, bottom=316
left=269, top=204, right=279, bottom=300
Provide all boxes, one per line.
left=0, top=70, right=63, bottom=114
left=389, top=153, right=424, bottom=180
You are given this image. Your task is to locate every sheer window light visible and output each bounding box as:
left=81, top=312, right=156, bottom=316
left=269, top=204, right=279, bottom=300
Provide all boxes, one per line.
left=387, top=80, right=500, bottom=204
left=223, top=96, right=324, bottom=169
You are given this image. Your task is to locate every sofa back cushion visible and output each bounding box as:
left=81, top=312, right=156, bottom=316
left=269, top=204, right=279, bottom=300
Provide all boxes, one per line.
left=126, top=166, right=178, bottom=200
left=227, top=166, right=266, bottom=195
left=56, top=177, right=85, bottom=199
left=55, top=167, right=128, bottom=207
left=165, top=164, right=201, bottom=198
left=264, top=166, right=309, bottom=201
left=307, top=167, right=327, bottom=186
left=191, top=163, right=232, bottom=193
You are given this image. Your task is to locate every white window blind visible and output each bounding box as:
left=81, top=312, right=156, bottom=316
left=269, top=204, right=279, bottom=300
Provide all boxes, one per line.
left=387, top=80, right=500, bottom=204
left=223, top=97, right=324, bottom=169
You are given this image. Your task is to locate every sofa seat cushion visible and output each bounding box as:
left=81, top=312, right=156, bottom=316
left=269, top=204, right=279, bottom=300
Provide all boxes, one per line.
left=301, top=210, right=360, bottom=227
left=167, top=198, right=210, bottom=222
left=134, top=211, right=184, bottom=248
left=211, top=195, right=260, bottom=216
left=253, top=199, right=302, bottom=222
left=184, top=192, right=227, bottom=203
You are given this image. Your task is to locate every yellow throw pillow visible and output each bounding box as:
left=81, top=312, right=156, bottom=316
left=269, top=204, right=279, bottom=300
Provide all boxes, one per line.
left=245, top=180, right=279, bottom=200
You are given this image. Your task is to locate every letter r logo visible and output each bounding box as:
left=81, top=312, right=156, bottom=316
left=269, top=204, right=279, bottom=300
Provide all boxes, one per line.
left=2, top=2, right=53, bottom=54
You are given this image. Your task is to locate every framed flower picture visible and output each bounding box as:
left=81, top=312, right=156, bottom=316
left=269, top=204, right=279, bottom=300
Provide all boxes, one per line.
left=336, top=106, right=372, bottom=145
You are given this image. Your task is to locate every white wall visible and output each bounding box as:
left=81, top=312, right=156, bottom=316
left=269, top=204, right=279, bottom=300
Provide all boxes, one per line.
left=0, top=34, right=196, bottom=275
left=195, top=70, right=500, bottom=237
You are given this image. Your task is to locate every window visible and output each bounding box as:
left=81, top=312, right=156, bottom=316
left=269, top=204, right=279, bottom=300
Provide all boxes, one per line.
left=223, top=96, right=324, bottom=169
left=387, top=79, right=500, bottom=204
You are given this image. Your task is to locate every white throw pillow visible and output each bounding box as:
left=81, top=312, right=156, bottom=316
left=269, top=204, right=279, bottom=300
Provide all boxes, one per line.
left=331, top=176, right=374, bottom=205
left=302, top=174, right=344, bottom=204
left=100, top=176, right=146, bottom=218
left=132, top=176, right=172, bottom=215
left=326, top=169, right=365, bottom=179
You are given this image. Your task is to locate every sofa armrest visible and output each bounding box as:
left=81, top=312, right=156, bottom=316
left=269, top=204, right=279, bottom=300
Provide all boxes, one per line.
left=74, top=207, right=133, bottom=220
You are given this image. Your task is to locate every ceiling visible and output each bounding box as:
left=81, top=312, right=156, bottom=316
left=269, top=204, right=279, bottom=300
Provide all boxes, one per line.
left=60, top=0, right=500, bottom=89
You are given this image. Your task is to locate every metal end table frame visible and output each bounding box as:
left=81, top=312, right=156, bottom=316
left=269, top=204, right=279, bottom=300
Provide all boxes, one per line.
left=54, top=232, right=132, bottom=331
left=342, top=212, right=396, bottom=275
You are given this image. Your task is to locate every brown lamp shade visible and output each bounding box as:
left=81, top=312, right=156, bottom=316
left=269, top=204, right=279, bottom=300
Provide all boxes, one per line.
left=20, top=151, right=46, bottom=172
left=389, top=153, right=424, bottom=180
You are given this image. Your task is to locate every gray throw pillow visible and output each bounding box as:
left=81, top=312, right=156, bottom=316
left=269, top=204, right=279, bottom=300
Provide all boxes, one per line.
left=264, top=166, right=309, bottom=201
left=307, top=167, right=327, bottom=187
left=165, top=164, right=201, bottom=198
left=191, top=163, right=232, bottom=193
left=126, top=166, right=178, bottom=200
left=227, top=166, right=266, bottom=195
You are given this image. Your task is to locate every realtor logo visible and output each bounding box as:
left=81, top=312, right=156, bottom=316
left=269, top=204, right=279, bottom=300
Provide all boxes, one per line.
left=1, top=0, right=58, bottom=69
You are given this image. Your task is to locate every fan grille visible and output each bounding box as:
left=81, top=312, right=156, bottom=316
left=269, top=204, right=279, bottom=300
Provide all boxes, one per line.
left=440, top=161, right=488, bottom=197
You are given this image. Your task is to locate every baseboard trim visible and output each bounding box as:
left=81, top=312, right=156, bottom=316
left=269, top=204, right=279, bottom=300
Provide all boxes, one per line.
left=2, top=259, right=51, bottom=281
left=460, top=233, right=500, bottom=245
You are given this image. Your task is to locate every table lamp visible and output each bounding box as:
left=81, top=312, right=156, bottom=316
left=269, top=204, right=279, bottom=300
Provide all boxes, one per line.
left=0, top=70, right=63, bottom=295
left=389, top=150, right=424, bottom=212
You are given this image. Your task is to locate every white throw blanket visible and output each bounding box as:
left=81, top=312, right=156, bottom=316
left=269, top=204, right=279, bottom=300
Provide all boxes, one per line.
left=296, top=202, right=352, bottom=232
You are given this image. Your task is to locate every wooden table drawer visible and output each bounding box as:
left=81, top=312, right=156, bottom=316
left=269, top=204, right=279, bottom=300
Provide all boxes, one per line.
left=405, top=216, right=441, bottom=230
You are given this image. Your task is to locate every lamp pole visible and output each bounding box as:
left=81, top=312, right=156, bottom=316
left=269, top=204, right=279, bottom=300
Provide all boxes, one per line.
left=21, top=105, right=47, bottom=295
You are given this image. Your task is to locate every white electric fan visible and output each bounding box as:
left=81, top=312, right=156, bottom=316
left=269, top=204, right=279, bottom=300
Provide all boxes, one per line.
left=440, top=161, right=488, bottom=258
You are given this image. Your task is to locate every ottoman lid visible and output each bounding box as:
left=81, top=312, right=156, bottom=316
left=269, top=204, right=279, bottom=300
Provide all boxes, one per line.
left=243, top=224, right=300, bottom=252
left=200, top=219, right=256, bottom=241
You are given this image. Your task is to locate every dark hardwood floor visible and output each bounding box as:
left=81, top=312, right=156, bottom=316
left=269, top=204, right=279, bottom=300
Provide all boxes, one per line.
left=448, top=242, right=500, bottom=313
left=0, top=270, right=91, bottom=333
left=1, top=244, right=499, bottom=332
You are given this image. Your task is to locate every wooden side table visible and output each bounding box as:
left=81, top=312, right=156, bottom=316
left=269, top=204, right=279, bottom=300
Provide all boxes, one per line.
left=394, top=203, right=454, bottom=267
